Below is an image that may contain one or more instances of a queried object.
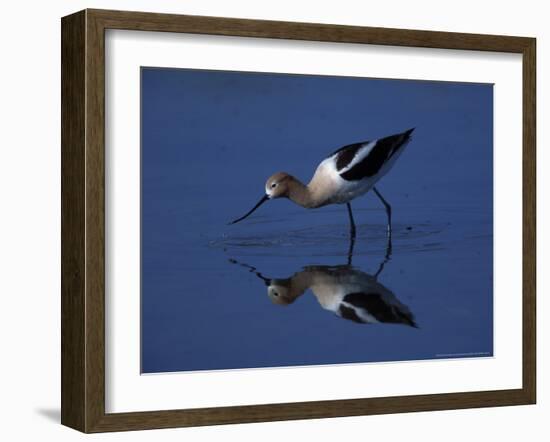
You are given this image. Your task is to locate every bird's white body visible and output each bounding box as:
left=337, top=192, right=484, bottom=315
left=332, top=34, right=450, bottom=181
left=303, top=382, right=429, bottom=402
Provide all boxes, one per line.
left=307, top=137, right=410, bottom=207
left=308, top=268, right=389, bottom=324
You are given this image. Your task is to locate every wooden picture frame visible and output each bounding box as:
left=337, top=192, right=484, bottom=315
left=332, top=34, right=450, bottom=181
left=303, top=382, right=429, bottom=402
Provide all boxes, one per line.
left=61, top=8, right=536, bottom=433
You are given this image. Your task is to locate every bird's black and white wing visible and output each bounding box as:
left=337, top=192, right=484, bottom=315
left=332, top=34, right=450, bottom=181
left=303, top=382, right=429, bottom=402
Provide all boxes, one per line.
left=338, top=291, right=417, bottom=327
left=330, top=128, right=414, bottom=182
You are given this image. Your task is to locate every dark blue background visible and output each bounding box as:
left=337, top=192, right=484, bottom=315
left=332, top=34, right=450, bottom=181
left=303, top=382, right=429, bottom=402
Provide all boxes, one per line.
left=141, top=67, right=493, bottom=373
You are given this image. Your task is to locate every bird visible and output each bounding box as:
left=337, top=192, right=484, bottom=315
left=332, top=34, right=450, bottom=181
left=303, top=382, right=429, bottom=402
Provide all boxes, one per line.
left=230, top=260, right=417, bottom=328
left=228, top=128, right=415, bottom=236
left=268, top=265, right=417, bottom=327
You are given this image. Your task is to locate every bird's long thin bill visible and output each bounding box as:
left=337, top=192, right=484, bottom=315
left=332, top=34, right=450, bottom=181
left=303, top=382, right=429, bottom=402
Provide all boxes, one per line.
left=228, top=195, right=269, bottom=225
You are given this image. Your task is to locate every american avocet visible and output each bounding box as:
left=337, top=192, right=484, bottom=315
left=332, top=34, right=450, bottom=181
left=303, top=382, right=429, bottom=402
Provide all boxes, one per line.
left=231, top=260, right=417, bottom=328
left=229, top=128, right=415, bottom=236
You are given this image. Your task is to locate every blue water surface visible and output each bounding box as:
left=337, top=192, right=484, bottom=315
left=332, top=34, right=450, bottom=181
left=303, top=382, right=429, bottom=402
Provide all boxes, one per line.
left=141, top=67, right=493, bottom=373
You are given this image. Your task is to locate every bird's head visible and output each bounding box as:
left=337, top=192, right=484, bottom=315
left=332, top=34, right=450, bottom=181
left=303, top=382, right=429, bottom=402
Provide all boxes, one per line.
left=265, top=172, right=292, bottom=199
left=227, top=172, right=292, bottom=225
left=266, top=278, right=304, bottom=305
left=267, top=283, right=292, bottom=305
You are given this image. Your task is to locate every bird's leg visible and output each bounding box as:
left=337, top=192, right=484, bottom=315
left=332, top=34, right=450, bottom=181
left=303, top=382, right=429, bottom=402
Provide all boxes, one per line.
left=346, top=202, right=357, bottom=238
left=346, top=202, right=357, bottom=265
left=374, top=234, right=393, bottom=279
left=347, top=232, right=356, bottom=266
left=373, top=187, right=392, bottom=237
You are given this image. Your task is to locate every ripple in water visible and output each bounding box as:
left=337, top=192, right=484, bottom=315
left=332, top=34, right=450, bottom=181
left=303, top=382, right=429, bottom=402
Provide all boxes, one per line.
left=210, top=221, right=450, bottom=258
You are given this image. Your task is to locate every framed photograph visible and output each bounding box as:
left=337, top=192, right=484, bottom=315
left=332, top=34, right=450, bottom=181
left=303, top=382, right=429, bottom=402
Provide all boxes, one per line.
left=61, top=9, right=536, bottom=433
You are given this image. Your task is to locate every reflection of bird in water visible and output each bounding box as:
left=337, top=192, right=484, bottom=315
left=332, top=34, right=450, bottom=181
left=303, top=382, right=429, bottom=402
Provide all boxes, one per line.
left=230, top=260, right=417, bottom=328
left=229, top=128, right=414, bottom=239
left=270, top=266, right=416, bottom=327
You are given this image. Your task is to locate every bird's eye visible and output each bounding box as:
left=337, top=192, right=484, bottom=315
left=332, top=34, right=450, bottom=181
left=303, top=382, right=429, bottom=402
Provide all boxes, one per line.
left=273, top=291, right=279, bottom=296
left=271, top=183, right=277, bottom=188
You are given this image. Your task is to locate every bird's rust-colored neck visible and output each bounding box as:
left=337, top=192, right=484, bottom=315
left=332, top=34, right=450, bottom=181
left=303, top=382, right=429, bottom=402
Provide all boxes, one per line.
left=286, top=176, right=327, bottom=209
left=285, top=270, right=314, bottom=301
